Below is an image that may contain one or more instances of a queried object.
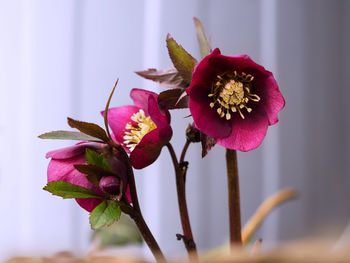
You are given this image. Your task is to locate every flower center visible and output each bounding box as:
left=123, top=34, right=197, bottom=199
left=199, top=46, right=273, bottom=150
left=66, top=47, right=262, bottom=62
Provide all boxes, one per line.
left=123, top=109, right=157, bottom=152
left=208, top=71, right=260, bottom=119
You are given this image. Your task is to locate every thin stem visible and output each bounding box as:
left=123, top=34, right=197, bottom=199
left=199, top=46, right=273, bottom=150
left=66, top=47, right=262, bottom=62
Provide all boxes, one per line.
left=226, top=149, right=242, bottom=247
left=121, top=200, right=166, bottom=262
left=180, top=140, right=191, bottom=164
left=166, top=143, right=198, bottom=260
left=115, top=144, right=141, bottom=214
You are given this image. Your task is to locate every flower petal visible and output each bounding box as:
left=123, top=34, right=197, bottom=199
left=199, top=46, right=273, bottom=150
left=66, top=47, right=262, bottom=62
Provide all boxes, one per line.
left=104, top=105, right=140, bottom=144
left=147, top=95, right=170, bottom=127
left=216, top=107, right=269, bottom=151
left=130, top=125, right=172, bottom=169
left=130, top=88, right=158, bottom=115
left=46, top=142, right=102, bottom=159
left=188, top=84, right=232, bottom=138
left=47, top=155, right=103, bottom=212
left=255, top=74, right=285, bottom=125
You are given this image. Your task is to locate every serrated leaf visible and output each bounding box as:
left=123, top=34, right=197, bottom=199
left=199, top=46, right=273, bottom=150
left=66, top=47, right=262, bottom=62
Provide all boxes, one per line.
left=67, top=117, right=109, bottom=142
left=86, top=149, right=111, bottom=170
left=38, top=130, right=102, bottom=142
left=43, top=181, right=102, bottom=199
left=200, top=132, right=217, bottom=158
left=90, top=201, right=121, bottom=230
left=135, top=67, right=189, bottom=88
left=166, top=34, right=197, bottom=83
left=193, top=17, right=211, bottom=59
left=158, top=89, right=189, bottom=110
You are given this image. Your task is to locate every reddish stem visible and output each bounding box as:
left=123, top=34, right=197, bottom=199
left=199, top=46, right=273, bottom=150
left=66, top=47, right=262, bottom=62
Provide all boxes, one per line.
left=166, top=143, right=198, bottom=260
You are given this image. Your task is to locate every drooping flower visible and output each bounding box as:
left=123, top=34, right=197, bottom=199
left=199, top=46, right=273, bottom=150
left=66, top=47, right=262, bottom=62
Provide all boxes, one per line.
left=186, top=48, right=285, bottom=151
left=46, top=142, right=129, bottom=212
left=103, top=88, right=173, bottom=169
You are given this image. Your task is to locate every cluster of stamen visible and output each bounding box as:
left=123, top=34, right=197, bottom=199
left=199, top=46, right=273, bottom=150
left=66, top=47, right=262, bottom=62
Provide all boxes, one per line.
left=123, top=109, right=157, bottom=152
left=208, top=71, right=260, bottom=119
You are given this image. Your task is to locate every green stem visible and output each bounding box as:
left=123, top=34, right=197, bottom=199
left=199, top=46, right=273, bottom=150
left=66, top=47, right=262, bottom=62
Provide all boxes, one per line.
left=226, top=149, right=242, bottom=247
left=166, top=143, right=198, bottom=260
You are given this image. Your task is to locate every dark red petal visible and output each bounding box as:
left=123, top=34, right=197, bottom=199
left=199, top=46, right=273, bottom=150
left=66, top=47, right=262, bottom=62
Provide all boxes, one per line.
left=187, top=48, right=222, bottom=94
left=103, top=105, right=140, bottom=144
left=147, top=95, right=170, bottom=127
left=47, top=155, right=103, bottom=212
left=130, top=88, right=158, bottom=115
left=46, top=142, right=102, bottom=159
left=216, top=107, right=269, bottom=151
left=188, top=84, right=232, bottom=139
left=130, top=125, right=172, bottom=169
left=255, top=74, right=285, bottom=125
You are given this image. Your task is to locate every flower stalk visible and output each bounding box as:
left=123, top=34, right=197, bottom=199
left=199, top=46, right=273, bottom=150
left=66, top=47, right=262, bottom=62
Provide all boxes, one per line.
left=226, top=149, right=242, bottom=247
left=120, top=200, right=166, bottom=263
left=166, top=143, right=198, bottom=260
left=116, top=145, right=166, bottom=262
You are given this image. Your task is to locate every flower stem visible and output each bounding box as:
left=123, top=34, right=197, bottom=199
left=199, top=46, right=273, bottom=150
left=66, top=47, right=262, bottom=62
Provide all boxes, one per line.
left=115, top=144, right=165, bottom=262
left=226, top=149, right=242, bottom=247
left=180, top=140, right=191, bottom=164
left=166, top=143, right=198, bottom=260
left=121, top=200, right=166, bottom=262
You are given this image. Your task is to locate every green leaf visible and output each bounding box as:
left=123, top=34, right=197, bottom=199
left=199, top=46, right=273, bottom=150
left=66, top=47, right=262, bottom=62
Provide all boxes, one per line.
left=67, top=117, right=109, bottom=142
left=158, top=88, right=189, bottom=110
left=90, top=201, right=121, bottom=230
left=193, top=17, right=211, bottom=59
left=135, top=67, right=189, bottom=89
left=166, top=34, right=197, bottom=83
left=74, top=164, right=118, bottom=186
left=85, top=149, right=111, bottom=170
left=43, top=181, right=102, bottom=199
left=38, top=130, right=103, bottom=142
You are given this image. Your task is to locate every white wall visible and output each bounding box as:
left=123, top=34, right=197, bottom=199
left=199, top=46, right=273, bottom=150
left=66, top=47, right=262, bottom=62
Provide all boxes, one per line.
left=0, top=0, right=349, bottom=261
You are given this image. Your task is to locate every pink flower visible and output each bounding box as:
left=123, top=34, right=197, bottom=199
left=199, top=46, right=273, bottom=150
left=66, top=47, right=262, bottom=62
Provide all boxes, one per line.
left=104, top=89, right=173, bottom=169
left=46, top=142, right=129, bottom=212
left=186, top=48, right=285, bottom=151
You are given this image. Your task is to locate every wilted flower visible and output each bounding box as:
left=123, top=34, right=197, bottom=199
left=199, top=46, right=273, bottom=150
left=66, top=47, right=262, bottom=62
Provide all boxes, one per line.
left=46, top=142, right=129, bottom=212
left=104, top=88, right=173, bottom=169
left=187, top=48, right=285, bottom=151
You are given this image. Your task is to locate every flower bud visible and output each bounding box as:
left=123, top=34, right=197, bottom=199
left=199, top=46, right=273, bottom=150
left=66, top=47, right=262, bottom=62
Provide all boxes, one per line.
left=186, top=123, right=201, bottom=143
left=99, top=176, right=121, bottom=195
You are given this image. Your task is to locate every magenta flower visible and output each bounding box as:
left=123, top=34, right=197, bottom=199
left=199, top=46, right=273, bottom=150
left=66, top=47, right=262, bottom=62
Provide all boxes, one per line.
left=104, top=88, right=173, bottom=169
left=46, top=142, right=129, bottom=212
left=186, top=48, right=285, bottom=151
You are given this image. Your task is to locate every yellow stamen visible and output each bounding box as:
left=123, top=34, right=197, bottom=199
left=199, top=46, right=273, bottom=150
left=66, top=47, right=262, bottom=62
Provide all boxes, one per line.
left=209, top=71, right=260, bottom=119
left=123, top=109, right=157, bottom=152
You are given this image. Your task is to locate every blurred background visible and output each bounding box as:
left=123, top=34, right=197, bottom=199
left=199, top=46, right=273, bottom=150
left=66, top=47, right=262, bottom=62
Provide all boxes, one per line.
left=0, top=0, right=349, bottom=261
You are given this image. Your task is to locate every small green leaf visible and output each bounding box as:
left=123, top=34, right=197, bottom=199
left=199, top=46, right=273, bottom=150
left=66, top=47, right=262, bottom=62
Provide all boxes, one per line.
left=38, top=130, right=102, bottom=142
left=74, top=164, right=119, bottom=187
left=90, top=201, right=121, bottom=230
left=135, top=67, right=189, bottom=88
left=67, top=117, right=109, bottom=142
left=43, top=181, right=102, bottom=199
left=193, top=17, right=211, bottom=59
left=166, top=34, right=197, bottom=83
left=85, top=149, right=111, bottom=170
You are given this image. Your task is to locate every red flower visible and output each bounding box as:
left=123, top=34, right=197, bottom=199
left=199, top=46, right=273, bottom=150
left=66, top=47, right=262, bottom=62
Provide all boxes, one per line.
left=46, top=142, right=130, bottom=212
left=104, top=88, right=173, bottom=169
left=186, top=48, right=285, bottom=151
